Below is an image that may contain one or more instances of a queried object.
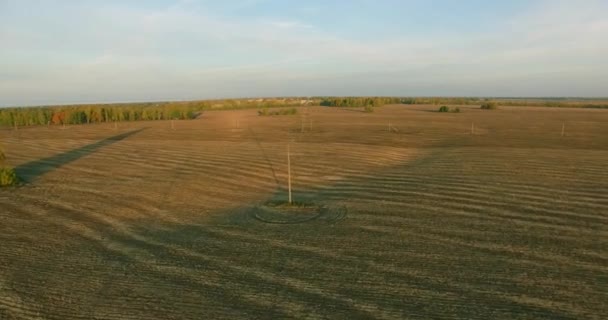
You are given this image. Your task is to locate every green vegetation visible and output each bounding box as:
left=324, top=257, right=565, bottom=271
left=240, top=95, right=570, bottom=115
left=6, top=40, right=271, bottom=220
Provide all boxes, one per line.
left=258, top=107, right=298, bottom=116
left=486, top=99, right=608, bottom=108
left=363, top=105, right=374, bottom=113
left=0, top=98, right=313, bottom=128
left=581, top=104, right=608, bottom=109
left=399, top=97, right=608, bottom=108
left=0, top=147, right=19, bottom=187
left=0, top=102, right=201, bottom=127
left=0, top=168, right=19, bottom=187
left=438, top=106, right=460, bottom=113
left=2, top=97, right=607, bottom=128
left=399, top=97, right=480, bottom=105
left=481, top=102, right=498, bottom=110
left=319, top=97, right=401, bottom=108
left=264, top=200, right=318, bottom=208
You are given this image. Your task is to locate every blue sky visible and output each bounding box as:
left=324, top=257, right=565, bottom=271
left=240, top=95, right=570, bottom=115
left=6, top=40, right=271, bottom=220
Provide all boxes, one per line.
left=1, top=0, right=607, bottom=106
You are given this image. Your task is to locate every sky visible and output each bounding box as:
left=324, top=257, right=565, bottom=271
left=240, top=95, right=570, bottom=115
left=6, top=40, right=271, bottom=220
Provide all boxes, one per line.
left=1, top=0, right=607, bottom=106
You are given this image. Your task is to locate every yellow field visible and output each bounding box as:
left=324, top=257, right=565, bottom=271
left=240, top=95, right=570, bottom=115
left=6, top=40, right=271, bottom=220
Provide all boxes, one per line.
left=1, top=105, right=607, bottom=319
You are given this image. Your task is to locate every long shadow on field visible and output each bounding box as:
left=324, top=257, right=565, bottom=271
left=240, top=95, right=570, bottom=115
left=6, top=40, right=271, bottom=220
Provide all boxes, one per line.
left=100, top=139, right=591, bottom=319
left=15, top=128, right=147, bottom=182
left=4, top=135, right=603, bottom=319
left=239, top=137, right=464, bottom=212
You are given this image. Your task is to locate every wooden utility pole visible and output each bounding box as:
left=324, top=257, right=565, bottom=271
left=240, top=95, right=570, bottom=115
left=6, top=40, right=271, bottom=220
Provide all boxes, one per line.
left=287, top=144, right=292, bottom=205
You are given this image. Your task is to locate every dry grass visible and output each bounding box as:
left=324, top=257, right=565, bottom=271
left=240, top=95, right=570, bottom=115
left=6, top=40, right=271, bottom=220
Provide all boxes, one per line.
left=0, top=105, right=607, bottom=319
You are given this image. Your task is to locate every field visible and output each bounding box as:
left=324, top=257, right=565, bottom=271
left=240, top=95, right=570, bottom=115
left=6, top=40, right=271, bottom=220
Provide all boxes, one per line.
left=1, top=104, right=607, bottom=319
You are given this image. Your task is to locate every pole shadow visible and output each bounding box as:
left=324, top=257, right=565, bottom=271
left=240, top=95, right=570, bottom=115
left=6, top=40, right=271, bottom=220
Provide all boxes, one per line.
left=15, top=128, right=148, bottom=182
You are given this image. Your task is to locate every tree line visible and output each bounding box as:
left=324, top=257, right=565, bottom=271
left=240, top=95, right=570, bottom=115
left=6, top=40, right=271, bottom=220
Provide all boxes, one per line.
left=0, top=98, right=313, bottom=127
left=0, top=102, right=202, bottom=127
left=2, top=97, right=606, bottom=127
left=319, top=97, right=403, bottom=107
left=318, top=97, right=488, bottom=107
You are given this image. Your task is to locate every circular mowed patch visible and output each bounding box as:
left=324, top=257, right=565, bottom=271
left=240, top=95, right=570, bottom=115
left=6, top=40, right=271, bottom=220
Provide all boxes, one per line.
left=252, top=201, right=347, bottom=224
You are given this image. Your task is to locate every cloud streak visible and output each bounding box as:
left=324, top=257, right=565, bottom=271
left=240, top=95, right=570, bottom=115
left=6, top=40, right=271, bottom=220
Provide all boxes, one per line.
left=1, top=0, right=607, bottom=106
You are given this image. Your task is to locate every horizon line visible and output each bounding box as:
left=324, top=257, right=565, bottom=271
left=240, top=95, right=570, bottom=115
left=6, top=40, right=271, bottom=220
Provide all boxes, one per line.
left=3, top=96, right=608, bottom=109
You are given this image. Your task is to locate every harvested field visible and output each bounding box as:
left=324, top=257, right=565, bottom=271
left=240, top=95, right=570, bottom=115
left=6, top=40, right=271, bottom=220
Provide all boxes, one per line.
left=1, top=105, right=607, bottom=319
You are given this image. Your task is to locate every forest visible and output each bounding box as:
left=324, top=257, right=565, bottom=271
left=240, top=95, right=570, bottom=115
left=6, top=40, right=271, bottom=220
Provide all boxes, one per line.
left=0, top=98, right=311, bottom=127
left=2, top=97, right=606, bottom=127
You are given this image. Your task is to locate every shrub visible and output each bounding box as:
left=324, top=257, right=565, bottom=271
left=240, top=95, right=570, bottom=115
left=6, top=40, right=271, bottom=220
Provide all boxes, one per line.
left=258, top=107, right=298, bottom=116
left=0, top=167, right=19, bottom=186
left=363, top=105, right=374, bottom=113
left=0, top=147, right=19, bottom=187
left=258, top=107, right=269, bottom=116
left=452, top=107, right=461, bottom=113
left=582, top=104, right=608, bottom=109
left=480, top=102, right=498, bottom=110
left=283, top=108, right=298, bottom=115
left=438, top=106, right=450, bottom=112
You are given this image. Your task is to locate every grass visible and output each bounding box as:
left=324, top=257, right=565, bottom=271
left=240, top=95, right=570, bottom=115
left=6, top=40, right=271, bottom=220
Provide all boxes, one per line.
left=264, top=200, right=318, bottom=208
left=253, top=200, right=324, bottom=224
left=0, top=147, right=19, bottom=186
left=581, top=104, right=608, bottom=109
left=0, top=167, right=19, bottom=186
left=438, top=106, right=460, bottom=113
left=480, top=102, right=498, bottom=110
left=258, top=107, right=298, bottom=116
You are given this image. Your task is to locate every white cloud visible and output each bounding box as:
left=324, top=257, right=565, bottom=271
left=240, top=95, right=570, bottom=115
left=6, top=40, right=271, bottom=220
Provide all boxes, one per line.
left=1, top=0, right=607, bottom=106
